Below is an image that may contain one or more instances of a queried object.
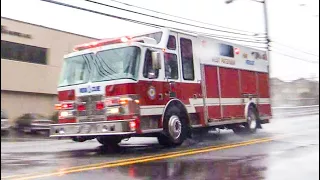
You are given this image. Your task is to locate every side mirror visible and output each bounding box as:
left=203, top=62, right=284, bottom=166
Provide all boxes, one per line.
left=151, top=52, right=161, bottom=70
left=147, top=72, right=156, bottom=79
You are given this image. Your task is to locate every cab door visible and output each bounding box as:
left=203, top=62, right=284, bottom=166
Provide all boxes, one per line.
left=139, top=48, right=166, bottom=106
left=176, top=33, right=205, bottom=125
left=162, top=32, right=181, bottom=102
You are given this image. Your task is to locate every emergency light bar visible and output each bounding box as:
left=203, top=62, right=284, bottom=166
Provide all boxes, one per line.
left=73, top=36, right=131, bottom=51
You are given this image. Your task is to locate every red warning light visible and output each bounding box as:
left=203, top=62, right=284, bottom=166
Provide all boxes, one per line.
left=234, top=48, right=240, bottom=55
left=73, top=36, right=132, bottom=51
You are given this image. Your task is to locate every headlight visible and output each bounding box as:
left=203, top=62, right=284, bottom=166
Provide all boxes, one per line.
left=107, top=107, right=120, bottom=114
left=104, top=95, right=140, bottom=115
left=59, top=111, right=73, bottom=118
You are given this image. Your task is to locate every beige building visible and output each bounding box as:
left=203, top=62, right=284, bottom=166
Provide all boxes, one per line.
left=1, top=17, right=97, bottom=121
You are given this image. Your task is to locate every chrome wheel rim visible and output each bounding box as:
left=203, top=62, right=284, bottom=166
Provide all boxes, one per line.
left=168, top=115, right=182, bottom=140
left=248, top=112, right=257, bottom=129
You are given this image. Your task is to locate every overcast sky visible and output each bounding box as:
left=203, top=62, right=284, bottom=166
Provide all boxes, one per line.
left=1, top=0, right=319, bottom=81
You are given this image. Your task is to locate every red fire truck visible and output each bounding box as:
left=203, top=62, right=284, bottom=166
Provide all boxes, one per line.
left=52, top=28, right=271, bottom=147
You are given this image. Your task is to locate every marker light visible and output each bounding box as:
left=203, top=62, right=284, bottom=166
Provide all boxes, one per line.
left=129, top=121, right=136, bottom=131
left=61, top=103, right=74, bottom=109
left=77, top=104, right=86, bottom=111
left=55, top=103, right=74, bottom=110
left=119, top=97, right=132, bottom=105
left=55, top=104, right=61, bottom=110
left=96, top=101, right=105, bottom=110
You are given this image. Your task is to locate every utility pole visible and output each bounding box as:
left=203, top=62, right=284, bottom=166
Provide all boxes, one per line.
left=225, top=0, right=269, bottom=49
left=225, top=0, right=270, bottom=69
left=262, top=0, right=270, bottom=66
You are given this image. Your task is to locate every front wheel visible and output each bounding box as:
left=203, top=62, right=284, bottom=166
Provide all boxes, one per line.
left=158, top=107, right=188, bottom=147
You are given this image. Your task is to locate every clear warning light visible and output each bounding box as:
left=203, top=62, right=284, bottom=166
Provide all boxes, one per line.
left=121, top=37, right=129, bottom=42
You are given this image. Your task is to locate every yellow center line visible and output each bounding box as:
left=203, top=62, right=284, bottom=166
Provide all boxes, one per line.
left=3, top=138, right=272, bottom=180
left=3, top=130, right=314, bottom=180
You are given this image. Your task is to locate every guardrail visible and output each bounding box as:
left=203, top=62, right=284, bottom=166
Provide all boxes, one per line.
left=272, top=105, right=319, bottom=117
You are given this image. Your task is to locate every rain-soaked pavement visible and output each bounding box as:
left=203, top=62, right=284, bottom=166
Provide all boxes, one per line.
left=1, top=115, right=319, bottom=180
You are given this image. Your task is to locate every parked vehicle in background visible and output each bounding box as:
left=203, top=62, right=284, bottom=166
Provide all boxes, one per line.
left=1, top=109, right=10, bottom=135
left=14, top=113, right=53, bottom=134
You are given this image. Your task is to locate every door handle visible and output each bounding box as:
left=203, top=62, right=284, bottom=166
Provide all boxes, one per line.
left=159, top=93, right=163, bottom=100
left=193, top=94, right=197, bottom=99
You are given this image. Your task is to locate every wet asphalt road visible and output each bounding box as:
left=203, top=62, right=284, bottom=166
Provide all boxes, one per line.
left=1, top=115, right=319, bottom=180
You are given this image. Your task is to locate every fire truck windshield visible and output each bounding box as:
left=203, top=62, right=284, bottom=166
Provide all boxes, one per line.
left=58, top=46, right=141, bottom=87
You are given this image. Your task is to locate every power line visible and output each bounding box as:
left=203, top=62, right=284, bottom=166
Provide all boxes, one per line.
left=169, top=28, right=268, bottom=44
left=83, top=0, right=266, bottom=37
left=269, top=48, right=319, bottom=64
left=270, top=41, right=319, bottom=57
left=40, top=0, right=267, bottom=48
left=38, top=0, right=171, bottom=30
left=41, top=0, right=320, bottom=63
left=41, top=0, right=320, bottom=65
left=106, top=0, right=266, bottom=35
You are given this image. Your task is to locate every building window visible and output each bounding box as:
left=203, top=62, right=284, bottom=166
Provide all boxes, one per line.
left=1, top=40, right=47, bottom=65
left=180, top=38, right=195, bottom=80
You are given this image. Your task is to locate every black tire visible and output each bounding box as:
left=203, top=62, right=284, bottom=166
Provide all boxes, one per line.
left=96, top=136, right=122, bottom=146
left=157, top=134, right=172, bottom=146
left=157, top=106, right=188, bottom=147
left=71, top=136, right=87, bottom=142
left=245, top=106, right=259, bottom=133
left=232, top=106, right=259, bottom=134
left=232, top=126, right=244, bottom=134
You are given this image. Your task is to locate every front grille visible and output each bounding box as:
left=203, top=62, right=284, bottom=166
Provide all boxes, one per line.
left=77, top=95, right=105, bottom=118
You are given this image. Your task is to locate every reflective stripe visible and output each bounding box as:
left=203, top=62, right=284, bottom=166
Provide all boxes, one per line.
left=139, top=98, right=271, bottom=115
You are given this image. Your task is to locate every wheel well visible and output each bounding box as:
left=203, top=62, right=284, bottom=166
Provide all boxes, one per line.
left=162, top=99, right=191, bottom=128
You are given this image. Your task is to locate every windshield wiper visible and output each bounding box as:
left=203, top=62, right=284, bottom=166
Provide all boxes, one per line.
left=87, top=54, right=117, bottom=80
left=93, top=77, right=137, bottom=83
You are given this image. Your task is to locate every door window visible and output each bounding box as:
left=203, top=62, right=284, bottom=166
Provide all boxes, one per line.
left=180, top=38, right=195, bottom=80
left=143, top=49, right=159, bottom=79
left=164, top=53, right=178, bottom=79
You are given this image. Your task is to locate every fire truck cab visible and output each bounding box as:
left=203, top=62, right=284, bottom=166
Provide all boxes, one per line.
left=51, top=28, right=271, bottom=147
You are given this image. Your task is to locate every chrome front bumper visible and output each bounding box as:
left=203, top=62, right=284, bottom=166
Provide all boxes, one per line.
left=50, top=120, right=136, bottom=137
